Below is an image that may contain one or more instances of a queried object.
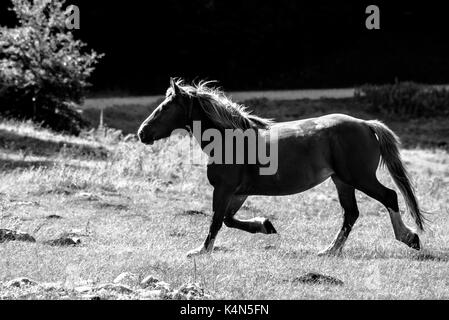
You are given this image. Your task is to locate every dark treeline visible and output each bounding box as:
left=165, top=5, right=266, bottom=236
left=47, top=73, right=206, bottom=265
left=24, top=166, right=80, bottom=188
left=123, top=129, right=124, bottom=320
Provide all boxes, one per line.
left=1, top=1, right=449, bottom=95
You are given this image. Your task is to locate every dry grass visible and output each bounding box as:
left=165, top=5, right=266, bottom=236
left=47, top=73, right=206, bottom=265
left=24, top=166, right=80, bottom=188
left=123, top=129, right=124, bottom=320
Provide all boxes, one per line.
left=0, top=119, right=448, bottom=299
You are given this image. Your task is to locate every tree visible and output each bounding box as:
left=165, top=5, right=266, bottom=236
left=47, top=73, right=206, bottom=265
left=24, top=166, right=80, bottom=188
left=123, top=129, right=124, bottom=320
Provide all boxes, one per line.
left=0, top=0, right=103, bottom=134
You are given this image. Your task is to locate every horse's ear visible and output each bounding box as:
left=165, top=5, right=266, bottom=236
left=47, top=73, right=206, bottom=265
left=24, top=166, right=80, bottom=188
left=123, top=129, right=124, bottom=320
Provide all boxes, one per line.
left=170, top=77, right=181, bottom=95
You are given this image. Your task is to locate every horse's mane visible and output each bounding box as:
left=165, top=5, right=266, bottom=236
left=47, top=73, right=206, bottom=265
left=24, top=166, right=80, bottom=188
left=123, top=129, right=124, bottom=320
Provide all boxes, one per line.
left=166, top=79, right=273, bottom=130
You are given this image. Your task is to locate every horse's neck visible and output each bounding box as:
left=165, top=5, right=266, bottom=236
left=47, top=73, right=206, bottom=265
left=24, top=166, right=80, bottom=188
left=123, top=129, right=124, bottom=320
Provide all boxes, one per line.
left=189, top=103, right=223, bottom=151
left=192, top=117, right=222, bottom=151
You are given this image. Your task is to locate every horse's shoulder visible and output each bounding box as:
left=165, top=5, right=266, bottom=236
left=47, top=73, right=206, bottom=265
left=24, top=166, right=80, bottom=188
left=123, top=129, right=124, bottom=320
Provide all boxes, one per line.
left=206, top=164, right=243, bottom=187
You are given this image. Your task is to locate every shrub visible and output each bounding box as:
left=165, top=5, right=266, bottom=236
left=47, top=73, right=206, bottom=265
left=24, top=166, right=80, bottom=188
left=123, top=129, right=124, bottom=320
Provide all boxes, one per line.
left=0, top=0, right=103, bottom=135
left=355, top=82, right=449, bottom=118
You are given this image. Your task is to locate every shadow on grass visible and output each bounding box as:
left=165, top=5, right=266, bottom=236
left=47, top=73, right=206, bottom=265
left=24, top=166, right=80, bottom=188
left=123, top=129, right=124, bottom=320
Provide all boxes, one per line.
left=176, top=210, right=208, bottom=217
left=0, top=157, right=54, bottom=171
left=0, top=129, right=108, bottom=159
left=0, top=156, right=88, bottom=174
left=343, top=248, right=449, bottom=262
left=213, top=246, right=232, bottom=253
left=413, top=250, right=449, bottom=262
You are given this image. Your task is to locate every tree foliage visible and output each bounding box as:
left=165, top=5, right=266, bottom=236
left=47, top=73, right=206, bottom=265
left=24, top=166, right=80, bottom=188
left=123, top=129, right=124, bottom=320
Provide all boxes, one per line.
left=0, top=0, right=103, bottom=134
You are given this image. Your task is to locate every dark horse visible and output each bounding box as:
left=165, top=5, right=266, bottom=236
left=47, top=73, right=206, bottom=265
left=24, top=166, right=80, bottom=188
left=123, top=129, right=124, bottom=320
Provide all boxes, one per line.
left=138, top=79, right=425, bottom=257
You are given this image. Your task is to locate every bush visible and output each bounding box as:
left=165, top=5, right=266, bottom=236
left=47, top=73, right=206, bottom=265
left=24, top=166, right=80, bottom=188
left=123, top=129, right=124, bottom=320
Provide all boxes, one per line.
left=0, top=0, right=103, bottom=135
left=355, top=82, right=449, bottom=118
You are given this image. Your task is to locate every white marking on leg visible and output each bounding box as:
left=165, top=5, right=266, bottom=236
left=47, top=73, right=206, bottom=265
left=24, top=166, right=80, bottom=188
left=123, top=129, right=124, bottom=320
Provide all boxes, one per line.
left=252, top=217, right=266, bottom=224
left=205, top=238, right=215, bottom=251
left=318, top=229, right=348, bottom=256
left=186, top=239, right=215, bottom=258
left=252, top=217, right=268, bottom=233
left=333, top=230, right=348, bottom=250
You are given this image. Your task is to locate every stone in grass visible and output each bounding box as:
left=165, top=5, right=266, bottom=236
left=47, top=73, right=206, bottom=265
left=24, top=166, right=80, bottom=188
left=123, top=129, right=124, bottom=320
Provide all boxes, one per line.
left=177, top=282, right=212, bottom=300
left=44, top=236, right=81, bottom=247
left=140, top=275, right=160, bottom=288
left=96, top=283, right=134, bottom=294
left=40, top=282, right=64, bottom=292
left=138, top=289, right=163, bottom=299
left=74, top=285, right=94, bottom=294
left=113, top=272, right=140, bottom=287
left=95, top=288, right=112, bottom=299
left=153, top=281, right=170, bottom=292
left=46, top=214, right=63, bottom=220
left=167, top=290, right=188, bottom=300
left=293, top=272, right=344, bottom=286
left=183, top=210, right=207, bottom=216
left=6, top=277, right=38, bottom=288
left=0, top=229, right=36, bottom=243
left=82, top=294, right=101, bottom=300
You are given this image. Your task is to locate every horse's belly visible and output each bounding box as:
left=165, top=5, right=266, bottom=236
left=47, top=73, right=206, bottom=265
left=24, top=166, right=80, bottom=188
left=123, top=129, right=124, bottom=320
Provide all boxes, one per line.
left=238, top=163, right=334, bottom=196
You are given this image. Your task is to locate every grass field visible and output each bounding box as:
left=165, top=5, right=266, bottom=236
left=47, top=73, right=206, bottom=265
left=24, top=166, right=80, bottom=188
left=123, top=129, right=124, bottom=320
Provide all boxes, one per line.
left=1, top=99, right=449, bottom=299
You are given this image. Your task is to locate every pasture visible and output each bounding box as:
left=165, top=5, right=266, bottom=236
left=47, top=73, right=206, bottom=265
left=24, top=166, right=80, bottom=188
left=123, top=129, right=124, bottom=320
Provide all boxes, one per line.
left=0, top=96, right=448, bottom=299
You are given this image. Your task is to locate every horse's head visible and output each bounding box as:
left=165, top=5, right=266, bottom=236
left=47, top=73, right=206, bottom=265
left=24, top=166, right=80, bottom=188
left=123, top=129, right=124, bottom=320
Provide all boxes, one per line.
left=138, top=78, right=191, bottom=145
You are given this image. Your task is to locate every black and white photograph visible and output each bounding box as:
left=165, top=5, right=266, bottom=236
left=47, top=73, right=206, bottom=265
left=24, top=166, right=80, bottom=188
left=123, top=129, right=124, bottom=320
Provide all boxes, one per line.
left=0, top=0, right=448, bottom=306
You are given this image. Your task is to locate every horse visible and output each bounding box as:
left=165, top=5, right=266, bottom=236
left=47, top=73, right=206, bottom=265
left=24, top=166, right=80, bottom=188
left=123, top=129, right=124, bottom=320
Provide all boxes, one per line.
left=138, top=78, right=426, bottom=257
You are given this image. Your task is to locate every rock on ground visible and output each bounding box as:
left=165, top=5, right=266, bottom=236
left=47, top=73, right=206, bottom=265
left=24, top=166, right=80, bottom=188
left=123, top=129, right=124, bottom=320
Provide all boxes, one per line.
left=0, top=229, right=35, bottom=243
left=293, top=272, right=344, bottom=286
left=6, top=277, right=38, bottom=288
left=140, top=275, right=160, bottom=288
left=1, top=274, right=213, bottom=300
left=113, top=272, right=140, bottom=287
left=97, top=283, right=134, bottom=294
left=44, top=236, right=81, bottom=246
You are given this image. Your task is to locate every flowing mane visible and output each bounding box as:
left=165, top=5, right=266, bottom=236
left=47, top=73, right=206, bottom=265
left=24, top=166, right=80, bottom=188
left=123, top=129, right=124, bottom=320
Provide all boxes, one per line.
left=167, top=79, right=273, bottom=130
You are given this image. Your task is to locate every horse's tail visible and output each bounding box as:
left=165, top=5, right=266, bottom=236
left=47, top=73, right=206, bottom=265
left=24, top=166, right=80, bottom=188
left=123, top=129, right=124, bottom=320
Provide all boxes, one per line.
left=366, top=120, right=425, bottom=231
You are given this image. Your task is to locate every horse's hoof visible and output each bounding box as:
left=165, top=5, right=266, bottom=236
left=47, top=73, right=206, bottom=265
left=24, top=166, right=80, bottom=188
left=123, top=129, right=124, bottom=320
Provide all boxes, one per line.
left=263, top=219, right=277, bottom=234
left=408, top=233, right=421, bottom=251
left=317, top=248, right=341, bottom=257
left=317, top=249, right=331, bottom=257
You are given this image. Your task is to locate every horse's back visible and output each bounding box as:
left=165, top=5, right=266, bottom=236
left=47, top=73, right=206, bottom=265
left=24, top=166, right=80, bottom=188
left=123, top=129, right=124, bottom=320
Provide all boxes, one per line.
left=272, top=113, right=364, bottom=132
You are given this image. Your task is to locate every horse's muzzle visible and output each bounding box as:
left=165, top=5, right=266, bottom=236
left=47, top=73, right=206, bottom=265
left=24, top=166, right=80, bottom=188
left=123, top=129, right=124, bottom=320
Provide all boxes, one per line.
left=137, top=129, right=154, bottom=145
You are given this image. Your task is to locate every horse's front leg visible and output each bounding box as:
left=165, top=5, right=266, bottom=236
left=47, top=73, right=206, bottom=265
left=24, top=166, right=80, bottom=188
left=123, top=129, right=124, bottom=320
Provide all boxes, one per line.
left=223, top=196, right=277, bottom=234
left=186, top=187, right=233, bottom=258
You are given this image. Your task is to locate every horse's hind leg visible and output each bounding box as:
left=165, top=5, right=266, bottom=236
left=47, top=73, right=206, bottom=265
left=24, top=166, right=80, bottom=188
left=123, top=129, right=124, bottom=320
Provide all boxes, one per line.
left=354, top=177, right=421, bottom=250
left=318, top=175, right=359, bottom=256
left=224, top=196, right=277, bottom=234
